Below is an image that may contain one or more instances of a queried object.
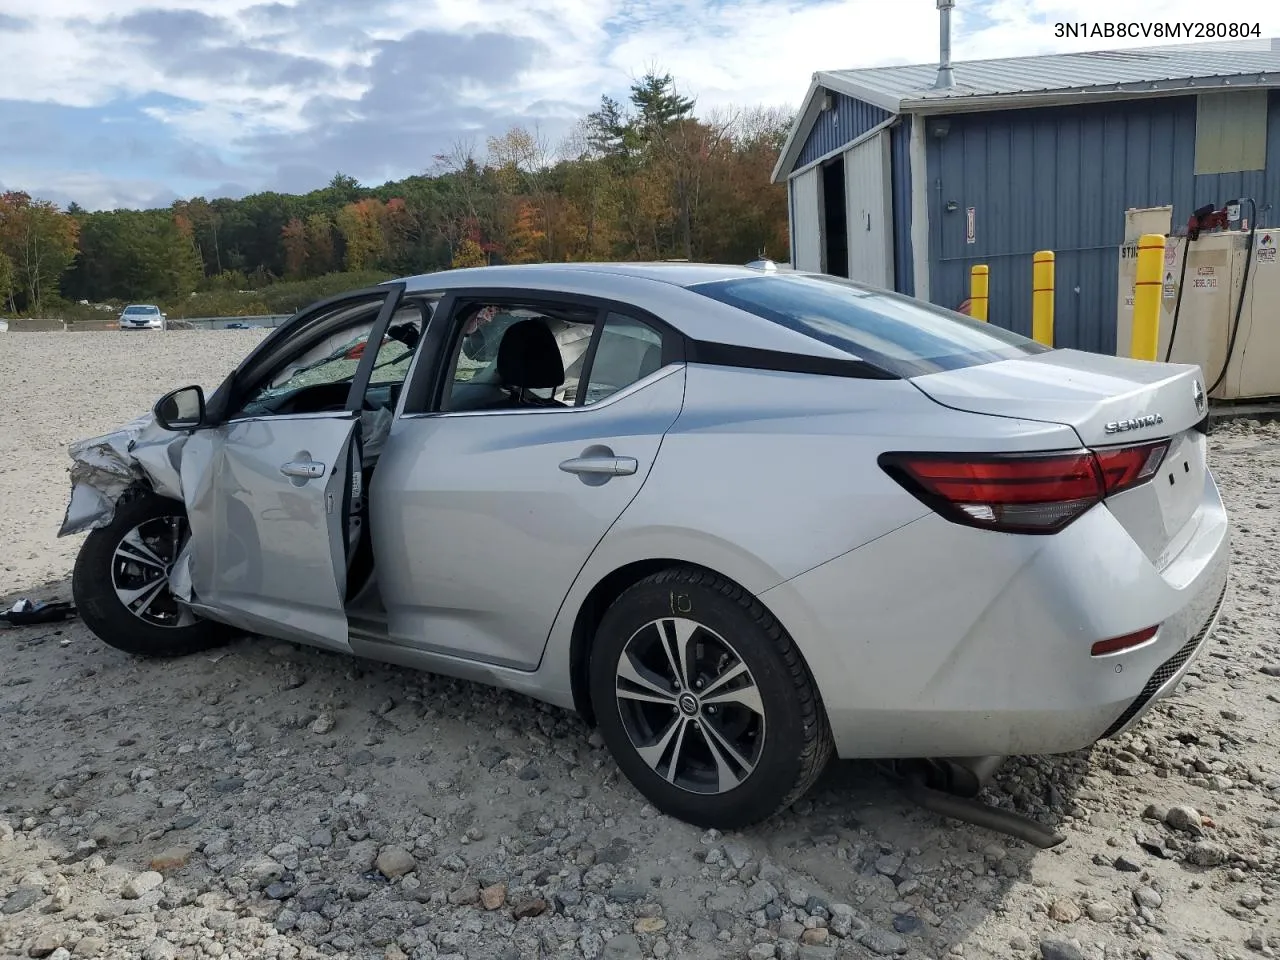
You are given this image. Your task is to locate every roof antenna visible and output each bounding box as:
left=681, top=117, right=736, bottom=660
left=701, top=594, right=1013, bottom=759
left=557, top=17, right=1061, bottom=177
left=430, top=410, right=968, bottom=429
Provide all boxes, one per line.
left=934, top=0, right=956, bottom=90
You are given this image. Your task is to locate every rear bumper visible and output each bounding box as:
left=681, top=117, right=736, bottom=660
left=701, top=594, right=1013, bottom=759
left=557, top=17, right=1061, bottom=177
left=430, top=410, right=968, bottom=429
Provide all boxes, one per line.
left=761, top=468, right=1230, bottom=760
left=1098, top=569, right=1227, bottom=739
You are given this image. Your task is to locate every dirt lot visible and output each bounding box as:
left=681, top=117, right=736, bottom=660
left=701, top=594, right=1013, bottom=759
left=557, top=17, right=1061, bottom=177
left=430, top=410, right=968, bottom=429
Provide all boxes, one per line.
left=1, top=331, right=1278, bottom=960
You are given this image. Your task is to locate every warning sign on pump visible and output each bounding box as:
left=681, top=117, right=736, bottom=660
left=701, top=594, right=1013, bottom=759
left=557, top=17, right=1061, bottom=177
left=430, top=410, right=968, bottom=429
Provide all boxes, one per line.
left=1165, top=245, right=1177, bottom=266
left=1162, top=272, right=1177, bottom=299
left=1258, top=233, right=1277, bottom=264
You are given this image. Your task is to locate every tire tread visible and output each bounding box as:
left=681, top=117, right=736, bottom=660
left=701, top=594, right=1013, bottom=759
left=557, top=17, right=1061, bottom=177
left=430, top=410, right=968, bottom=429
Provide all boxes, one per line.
left=72, top=493, right=228, bottom=658
left=622, top=565, right=834, bottom=820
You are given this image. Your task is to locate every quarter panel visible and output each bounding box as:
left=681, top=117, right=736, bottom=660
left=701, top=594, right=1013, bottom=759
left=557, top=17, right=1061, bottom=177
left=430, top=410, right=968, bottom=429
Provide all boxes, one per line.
left=606, top=365, right=1085, bottom=586
left=536, top=365, right=1086, bottom=699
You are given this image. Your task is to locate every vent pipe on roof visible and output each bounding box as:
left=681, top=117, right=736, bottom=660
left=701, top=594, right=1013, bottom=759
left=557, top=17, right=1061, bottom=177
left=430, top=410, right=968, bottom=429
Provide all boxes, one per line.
left=934, top=0, right=956, bottom=90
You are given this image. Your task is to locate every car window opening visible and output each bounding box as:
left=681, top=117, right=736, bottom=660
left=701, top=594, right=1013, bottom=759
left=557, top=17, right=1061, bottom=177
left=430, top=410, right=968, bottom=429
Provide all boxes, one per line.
left=688, top=273, right=1048, bottom=378
left=441, top=303, right=666, bottom=413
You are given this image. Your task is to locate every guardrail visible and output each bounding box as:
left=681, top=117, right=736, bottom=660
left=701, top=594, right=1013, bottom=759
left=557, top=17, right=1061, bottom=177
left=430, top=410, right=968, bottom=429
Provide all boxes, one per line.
left=170, top=314, right=293, bottom=330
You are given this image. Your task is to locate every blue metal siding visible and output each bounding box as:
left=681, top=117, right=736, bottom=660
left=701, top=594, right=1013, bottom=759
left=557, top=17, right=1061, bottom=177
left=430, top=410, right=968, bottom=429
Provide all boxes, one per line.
left=890, top=119, right=914, bottom=296
left=797, top=92, right=892, bottom=169
left=925, top=91, right=1280, bottom=354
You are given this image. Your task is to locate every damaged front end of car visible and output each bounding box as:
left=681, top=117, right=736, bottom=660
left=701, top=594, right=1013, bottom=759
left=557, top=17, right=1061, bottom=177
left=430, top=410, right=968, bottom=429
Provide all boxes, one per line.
left=56, top=412, right=190, bottom=539
left=57, top=402, right=394, bottom=540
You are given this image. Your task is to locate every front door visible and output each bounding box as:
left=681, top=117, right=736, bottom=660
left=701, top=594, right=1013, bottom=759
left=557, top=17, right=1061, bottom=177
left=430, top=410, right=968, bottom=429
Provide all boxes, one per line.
left=182, top=416, right=361, bottom=648
left=180, top=286, right=407, bottom=649
left=371, top=298, right=685, bottom=670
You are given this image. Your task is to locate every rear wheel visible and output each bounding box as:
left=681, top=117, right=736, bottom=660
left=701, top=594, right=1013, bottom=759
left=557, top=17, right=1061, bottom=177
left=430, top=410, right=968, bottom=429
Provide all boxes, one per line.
left=72, top=492, right=230, bottom=657
left=588, top=566, right=833, bottom=829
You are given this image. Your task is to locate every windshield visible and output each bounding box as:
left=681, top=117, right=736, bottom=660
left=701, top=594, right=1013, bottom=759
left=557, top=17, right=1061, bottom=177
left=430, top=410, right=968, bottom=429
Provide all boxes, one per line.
left=688, top=274, right=1047, bottom=377
left=124, top=306, right=158, bottom=315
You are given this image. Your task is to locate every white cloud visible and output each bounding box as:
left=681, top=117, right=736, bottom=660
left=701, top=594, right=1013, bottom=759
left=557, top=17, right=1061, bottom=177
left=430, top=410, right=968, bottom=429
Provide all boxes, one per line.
left=0, top=170, right=181, bottom=211
left=0, top=0, right=1276, bottom=207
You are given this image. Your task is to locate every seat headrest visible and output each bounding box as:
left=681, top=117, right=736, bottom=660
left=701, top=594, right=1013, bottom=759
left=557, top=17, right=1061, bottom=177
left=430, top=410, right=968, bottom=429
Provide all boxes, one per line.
left=497, top=319, right=565, bottom=390
left=637, top=343, right=662, bottom=379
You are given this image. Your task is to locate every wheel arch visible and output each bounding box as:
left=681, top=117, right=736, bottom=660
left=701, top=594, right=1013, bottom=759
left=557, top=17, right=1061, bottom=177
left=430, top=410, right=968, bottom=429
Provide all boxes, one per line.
left=567, top=557, right=808, bottom=728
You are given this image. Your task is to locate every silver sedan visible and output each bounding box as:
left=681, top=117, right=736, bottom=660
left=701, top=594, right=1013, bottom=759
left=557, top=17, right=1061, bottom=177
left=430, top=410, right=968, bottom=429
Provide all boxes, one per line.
left=60, top=263, right=1229, bottom=832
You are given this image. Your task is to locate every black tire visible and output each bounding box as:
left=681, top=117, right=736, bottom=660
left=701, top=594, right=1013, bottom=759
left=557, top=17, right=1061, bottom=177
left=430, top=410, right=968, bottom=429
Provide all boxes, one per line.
left=72, top=492, right=230, bottom=658
left=588, top=566, right=834, bottom=830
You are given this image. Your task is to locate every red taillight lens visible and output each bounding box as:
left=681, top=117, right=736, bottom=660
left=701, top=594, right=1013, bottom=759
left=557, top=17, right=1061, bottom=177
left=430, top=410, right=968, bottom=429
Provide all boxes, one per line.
left=1091, top=625, right=1159, bottom=657
left=1094, top=440, right=1168, bottom=496
left=879, top=439, right=1171, bottom=535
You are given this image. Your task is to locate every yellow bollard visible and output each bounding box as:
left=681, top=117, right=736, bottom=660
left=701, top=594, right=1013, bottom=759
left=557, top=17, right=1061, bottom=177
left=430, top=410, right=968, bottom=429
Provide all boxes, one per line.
left=1130, top=233, right=1165, bottom=361
left=1032, top=250, right=1055, bottom=347
left=969, top=264, right=989, bottom=322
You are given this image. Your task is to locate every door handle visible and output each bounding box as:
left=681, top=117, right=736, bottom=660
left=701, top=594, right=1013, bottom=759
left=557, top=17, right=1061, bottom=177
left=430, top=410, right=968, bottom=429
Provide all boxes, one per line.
left=559, top=456, right=638, bottom=477
left=280, top=460, right=326, bottom=479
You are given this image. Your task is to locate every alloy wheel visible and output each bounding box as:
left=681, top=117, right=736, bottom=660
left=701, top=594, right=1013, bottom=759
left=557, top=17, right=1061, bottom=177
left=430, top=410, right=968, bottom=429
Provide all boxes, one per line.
left=614, top=617, right=766, bottom=795
left=110, top=515, right=195, bottom=628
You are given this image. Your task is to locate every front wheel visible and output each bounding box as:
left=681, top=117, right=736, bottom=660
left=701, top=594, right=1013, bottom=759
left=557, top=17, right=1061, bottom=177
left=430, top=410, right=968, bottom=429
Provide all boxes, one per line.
left=72, top=492, right=229, bottom=658
left=588, top=566, right=834, bottom=830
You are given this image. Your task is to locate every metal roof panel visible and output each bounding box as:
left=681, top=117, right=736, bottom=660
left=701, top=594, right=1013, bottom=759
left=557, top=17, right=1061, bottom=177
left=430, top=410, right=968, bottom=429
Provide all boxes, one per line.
left=820, top=40, right=1280, bottom=110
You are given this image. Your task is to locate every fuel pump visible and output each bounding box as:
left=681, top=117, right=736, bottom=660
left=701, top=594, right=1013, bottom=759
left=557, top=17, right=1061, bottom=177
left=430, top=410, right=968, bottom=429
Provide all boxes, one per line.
left=1163, top=198, right=1257, bottom=395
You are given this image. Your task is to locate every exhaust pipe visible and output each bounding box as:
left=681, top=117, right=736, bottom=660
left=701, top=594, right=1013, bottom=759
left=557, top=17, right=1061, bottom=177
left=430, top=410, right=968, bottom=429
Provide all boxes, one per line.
left=933, top=0, right=956, bottom=90
left=890, top=759, right=1066, bottom=849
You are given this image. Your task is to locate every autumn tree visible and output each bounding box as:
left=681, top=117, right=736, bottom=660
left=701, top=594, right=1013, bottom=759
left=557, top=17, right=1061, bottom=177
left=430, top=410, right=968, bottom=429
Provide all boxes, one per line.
left=304, top=214, right=336, bottom=275
left=488, top=126, right=557, bottom=260
left=0, top=192, right=80, bottom=312
left=172, top=197, right=224, bottom=276
left=432, top=140, right=497, bottom=263
left=502, top=201, right=546, bottom=264
left=336, top=199, right=388, bottom=271
left=451, top=237, right=487, bottom=268
left=281, top=218, right=308, bottom=278
left=0, top=250, right=14, bottom=312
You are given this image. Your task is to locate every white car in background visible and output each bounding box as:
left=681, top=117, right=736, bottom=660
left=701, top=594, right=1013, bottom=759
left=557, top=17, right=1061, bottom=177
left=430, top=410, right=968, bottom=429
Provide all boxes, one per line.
left=118, top=305, right=165, bottom=330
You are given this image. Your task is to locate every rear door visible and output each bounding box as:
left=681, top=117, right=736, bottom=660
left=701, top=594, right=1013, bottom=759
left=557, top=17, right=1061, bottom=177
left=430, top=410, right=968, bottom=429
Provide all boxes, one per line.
left=370, top=296, right=685, bottom=670
left=181, top=286, right=405, bottom=649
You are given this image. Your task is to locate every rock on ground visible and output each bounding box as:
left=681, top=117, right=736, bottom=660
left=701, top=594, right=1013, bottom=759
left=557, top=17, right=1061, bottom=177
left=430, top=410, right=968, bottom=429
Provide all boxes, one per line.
left=1, top=337, right=1279, bottom=960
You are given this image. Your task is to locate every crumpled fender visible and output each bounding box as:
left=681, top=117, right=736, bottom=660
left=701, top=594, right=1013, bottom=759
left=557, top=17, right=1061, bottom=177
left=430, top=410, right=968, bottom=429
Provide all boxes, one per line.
left=56, top=411, right=189, bottom=537
left=56, top=406, right=395, bottom=538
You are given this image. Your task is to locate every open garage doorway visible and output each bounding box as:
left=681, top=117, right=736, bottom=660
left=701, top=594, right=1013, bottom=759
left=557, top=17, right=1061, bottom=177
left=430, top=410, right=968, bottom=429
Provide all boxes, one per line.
left=822, top=158, right=848, bottom=278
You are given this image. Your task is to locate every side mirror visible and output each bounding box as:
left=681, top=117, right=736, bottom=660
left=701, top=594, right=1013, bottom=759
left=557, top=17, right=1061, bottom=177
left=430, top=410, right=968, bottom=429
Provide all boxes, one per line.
left=154, top=385, right=206, bottom=432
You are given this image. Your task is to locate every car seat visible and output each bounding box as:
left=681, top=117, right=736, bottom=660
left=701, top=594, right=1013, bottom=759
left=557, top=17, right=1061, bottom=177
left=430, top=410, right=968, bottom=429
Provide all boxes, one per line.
left=496, top=320, right=567, bottom=407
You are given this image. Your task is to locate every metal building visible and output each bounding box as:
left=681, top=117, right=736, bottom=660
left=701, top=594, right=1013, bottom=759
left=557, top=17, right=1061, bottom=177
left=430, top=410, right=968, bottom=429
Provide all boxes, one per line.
left=773, top=35, right=1280, bottom=353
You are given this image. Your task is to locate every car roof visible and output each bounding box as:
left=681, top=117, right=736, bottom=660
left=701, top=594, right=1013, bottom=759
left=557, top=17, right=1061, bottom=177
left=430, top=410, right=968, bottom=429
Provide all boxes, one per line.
left=124, top=304, right=160, bottom=309
left=400, top=261, right=775, bottom=290
left=395, top=262, right=871, bottom=359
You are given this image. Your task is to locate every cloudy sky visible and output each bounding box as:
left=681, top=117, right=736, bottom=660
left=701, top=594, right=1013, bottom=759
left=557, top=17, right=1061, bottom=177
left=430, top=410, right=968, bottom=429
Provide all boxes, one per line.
left=0, top=0, right=1275, bottom=211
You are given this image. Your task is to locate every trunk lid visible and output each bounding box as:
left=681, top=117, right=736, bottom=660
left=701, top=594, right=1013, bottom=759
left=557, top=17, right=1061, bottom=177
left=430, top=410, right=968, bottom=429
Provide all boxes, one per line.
left=910, top=349, right=1210, bottom=564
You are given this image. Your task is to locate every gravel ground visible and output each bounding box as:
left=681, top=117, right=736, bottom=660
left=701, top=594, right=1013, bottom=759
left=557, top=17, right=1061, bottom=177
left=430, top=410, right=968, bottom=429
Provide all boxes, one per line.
left=1, top=331, right=1278, bottom=960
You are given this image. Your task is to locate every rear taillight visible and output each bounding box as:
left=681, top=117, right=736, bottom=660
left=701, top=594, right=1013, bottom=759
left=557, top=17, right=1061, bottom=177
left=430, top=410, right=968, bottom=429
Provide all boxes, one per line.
left=879, top=439, right=1170, bottom=535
